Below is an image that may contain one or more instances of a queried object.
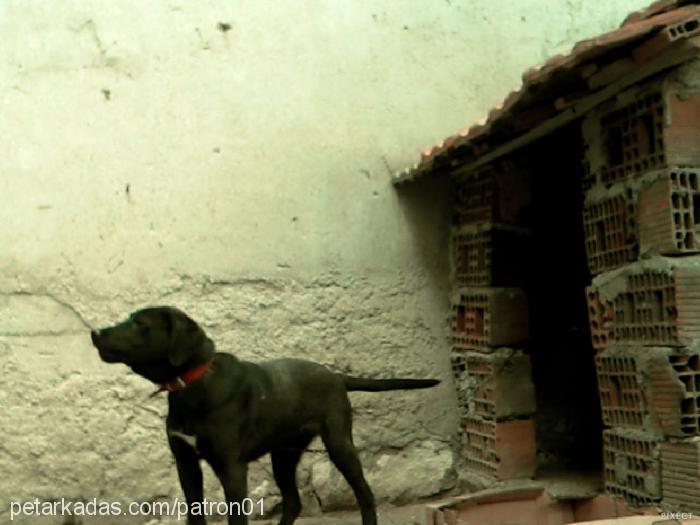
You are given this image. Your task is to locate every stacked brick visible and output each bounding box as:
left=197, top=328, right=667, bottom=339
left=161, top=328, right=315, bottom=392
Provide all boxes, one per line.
left=582, top=75, right=700, bottom=513
left=449, top=162, right=536, bottom=481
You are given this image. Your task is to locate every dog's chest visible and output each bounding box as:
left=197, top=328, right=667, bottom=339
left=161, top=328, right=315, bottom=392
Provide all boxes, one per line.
left=167, top=427, right=200, bottom=453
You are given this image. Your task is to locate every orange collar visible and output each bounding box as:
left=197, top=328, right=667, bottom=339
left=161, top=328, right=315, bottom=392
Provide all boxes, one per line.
left=150, top=359, right=214, bottom=397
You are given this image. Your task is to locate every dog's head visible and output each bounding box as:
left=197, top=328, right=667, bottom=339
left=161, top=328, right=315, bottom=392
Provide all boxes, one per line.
left=90, top=306, right=212, bottom=383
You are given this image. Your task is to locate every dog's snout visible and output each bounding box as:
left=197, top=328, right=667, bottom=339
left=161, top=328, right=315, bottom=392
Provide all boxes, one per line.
left=90, top=329, right=100, bottom=345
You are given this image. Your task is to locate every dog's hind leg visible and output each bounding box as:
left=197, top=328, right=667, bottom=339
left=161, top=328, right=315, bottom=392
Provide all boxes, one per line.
left=321, top=406, right=377, bottom=525
left=271, top=434, right=314, bottom=525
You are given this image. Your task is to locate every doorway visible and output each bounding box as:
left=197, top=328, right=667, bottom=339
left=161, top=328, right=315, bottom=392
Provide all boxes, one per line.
left=520, top=124, right=603, bottom=475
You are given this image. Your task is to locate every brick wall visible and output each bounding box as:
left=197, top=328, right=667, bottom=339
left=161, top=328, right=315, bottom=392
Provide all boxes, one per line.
left=582, top=71, right=700, bottom=513
left=449, top=162, right=536, bottom=482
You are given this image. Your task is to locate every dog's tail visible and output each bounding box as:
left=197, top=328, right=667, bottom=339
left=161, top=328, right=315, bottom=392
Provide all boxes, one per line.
left=342, top=376, right=440, bottom=392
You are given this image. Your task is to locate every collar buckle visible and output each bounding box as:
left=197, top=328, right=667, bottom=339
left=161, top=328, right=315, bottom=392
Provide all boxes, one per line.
left=149, top=359, right=214, bottom=398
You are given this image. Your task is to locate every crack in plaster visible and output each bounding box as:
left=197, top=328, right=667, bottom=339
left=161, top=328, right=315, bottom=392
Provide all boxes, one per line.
left=0, top=291, right=92, bottom=336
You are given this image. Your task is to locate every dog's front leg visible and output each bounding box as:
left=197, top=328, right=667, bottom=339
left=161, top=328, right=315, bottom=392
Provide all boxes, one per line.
left=211, top=458, right=249, bottom=525
left=169, top=436, right=206, bottom=525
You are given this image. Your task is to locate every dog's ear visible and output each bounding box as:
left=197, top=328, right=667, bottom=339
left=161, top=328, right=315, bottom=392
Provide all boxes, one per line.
left=166, top=309, right=204, bottom=367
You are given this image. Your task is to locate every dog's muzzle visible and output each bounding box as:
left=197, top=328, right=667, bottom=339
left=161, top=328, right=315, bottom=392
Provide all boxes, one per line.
left=90, top=329, right=120, bottom=362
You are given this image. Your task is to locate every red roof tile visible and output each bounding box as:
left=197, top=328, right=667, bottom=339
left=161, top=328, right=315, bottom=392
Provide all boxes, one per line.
left=623, top=0, right=689, bottom=25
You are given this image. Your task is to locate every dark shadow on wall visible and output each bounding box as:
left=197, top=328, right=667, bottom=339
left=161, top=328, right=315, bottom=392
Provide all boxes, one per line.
left=394, top=171, right=454, bottom=302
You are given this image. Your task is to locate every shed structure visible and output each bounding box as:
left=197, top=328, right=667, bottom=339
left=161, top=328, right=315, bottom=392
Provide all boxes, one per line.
left=396, top=1, right=700, bottom=520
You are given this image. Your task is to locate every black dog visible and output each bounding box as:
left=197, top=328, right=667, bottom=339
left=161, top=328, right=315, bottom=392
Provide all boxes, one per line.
left=90, top=306, right=439, bottom=525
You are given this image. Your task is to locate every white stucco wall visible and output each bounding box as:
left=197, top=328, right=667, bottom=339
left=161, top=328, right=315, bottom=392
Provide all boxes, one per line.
left=1, top=0, right=651, bottom=523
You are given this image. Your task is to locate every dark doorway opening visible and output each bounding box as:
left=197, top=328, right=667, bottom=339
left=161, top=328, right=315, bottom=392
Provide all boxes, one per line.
left=519, top=123, right=603, bottom=475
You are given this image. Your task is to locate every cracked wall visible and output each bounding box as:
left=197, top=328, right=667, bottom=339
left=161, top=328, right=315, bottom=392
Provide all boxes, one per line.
left=1, top=0, right=652, bottom=523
